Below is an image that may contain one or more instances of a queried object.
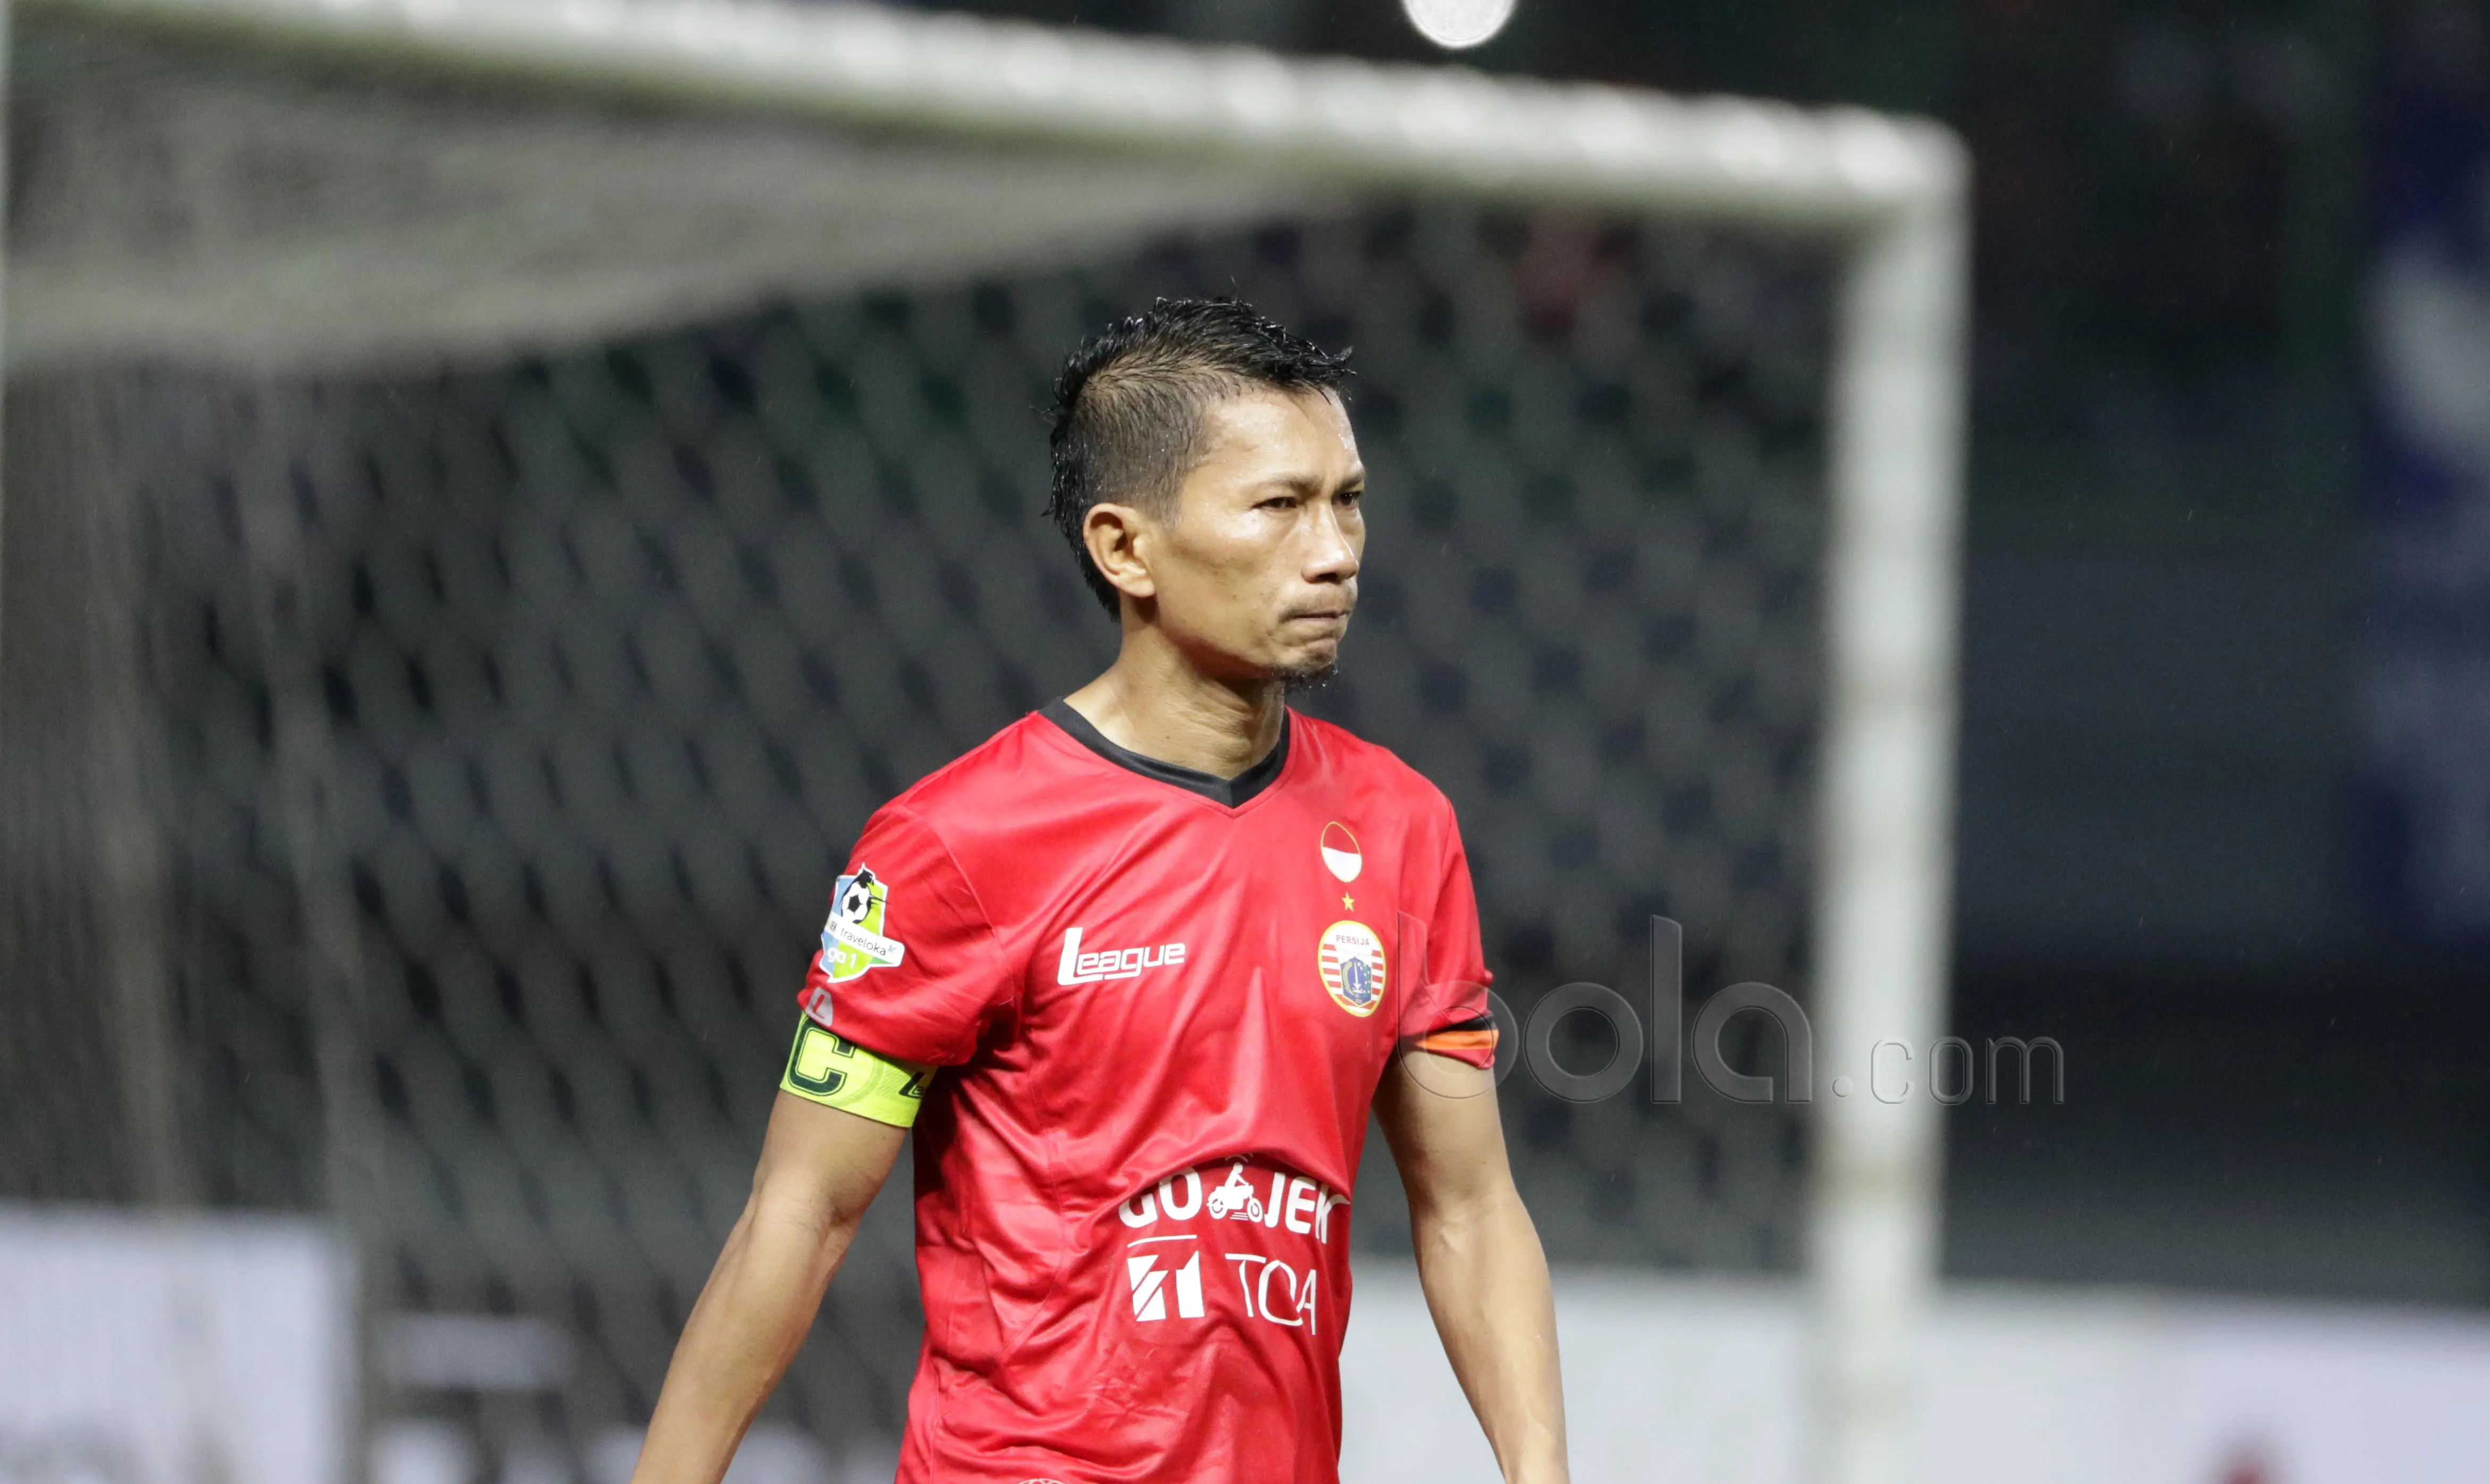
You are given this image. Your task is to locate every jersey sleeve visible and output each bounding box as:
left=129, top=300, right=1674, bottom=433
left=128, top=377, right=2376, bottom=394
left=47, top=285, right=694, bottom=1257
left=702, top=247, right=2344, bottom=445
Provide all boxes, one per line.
left=1400, top=804, right=1498, bottom=1069
left=797, top=803, right=1014, bottom=1068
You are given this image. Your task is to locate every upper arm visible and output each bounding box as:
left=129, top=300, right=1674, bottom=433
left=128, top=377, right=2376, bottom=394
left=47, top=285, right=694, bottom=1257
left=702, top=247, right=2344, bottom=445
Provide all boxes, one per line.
left=1374, top=1049, right=1517, bottom=1219
left=750, top=1090, right=908, bottom=1232
left=1397, top=794, right=1499, bottom=1067
left=1378, top=789, right=1515, bottom=1215
left=800, top=805, right=1015, bottom=1069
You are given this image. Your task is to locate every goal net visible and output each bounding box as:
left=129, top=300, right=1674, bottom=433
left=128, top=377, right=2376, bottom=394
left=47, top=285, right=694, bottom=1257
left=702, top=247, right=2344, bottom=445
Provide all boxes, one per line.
left=1, top=4, right=1966, bottom=1481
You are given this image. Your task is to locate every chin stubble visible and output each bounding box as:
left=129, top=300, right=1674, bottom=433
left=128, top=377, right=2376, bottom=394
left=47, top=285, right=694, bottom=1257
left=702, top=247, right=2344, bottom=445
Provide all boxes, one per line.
left=1276, top=659, right=1340, bottom=695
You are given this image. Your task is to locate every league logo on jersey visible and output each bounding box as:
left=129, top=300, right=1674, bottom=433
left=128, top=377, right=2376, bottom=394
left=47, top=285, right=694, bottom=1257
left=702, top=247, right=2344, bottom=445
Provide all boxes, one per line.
left=1317, top=920, right=1386, bottom=1017
left=820, top=866, right=906, bottom=984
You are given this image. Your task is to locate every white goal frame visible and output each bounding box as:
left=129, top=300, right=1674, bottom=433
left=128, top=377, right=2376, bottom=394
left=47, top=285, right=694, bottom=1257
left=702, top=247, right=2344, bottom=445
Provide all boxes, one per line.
left=7, top=3, right=1967, bottom=1480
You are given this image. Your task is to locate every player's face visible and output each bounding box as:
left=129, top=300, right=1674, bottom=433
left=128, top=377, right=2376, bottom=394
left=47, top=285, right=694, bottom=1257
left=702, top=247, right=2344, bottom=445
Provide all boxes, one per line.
left=1146, top=387, right=1365, bottom=683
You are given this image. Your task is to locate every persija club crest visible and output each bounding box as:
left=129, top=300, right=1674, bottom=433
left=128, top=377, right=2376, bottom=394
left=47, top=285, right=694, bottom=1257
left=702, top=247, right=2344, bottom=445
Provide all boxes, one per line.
left=1318, top=920, right=1386, bottom=1017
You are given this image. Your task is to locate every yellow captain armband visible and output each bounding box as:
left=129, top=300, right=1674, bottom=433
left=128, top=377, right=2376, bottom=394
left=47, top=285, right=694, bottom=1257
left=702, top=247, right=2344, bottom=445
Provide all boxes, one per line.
left=780, top=1017, right=932, bottom=1128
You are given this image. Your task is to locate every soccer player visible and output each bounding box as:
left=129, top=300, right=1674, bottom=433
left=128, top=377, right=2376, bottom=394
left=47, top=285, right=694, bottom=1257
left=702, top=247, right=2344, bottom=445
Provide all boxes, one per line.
left=632, top=299, right=1567, bottom=1484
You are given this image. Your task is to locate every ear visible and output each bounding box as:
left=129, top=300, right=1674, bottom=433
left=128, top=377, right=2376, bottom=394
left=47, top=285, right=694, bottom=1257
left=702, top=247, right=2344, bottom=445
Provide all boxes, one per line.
left=1082, top=502, right=1158, bottom=605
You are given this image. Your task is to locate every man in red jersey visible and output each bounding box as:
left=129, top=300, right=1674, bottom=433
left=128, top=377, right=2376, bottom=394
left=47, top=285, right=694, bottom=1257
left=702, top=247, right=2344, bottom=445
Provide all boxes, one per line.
left=633, top=299, right=1567, bottom=1484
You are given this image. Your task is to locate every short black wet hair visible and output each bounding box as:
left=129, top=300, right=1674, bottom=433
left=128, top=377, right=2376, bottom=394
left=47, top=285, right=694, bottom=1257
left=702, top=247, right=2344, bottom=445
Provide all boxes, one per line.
left=1045, top=297, right=1351, bottom=617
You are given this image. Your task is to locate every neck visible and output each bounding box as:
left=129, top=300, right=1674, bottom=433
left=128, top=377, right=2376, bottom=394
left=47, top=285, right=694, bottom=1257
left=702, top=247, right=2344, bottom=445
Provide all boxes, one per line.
left=1062, top=626, right=1285, bottom=780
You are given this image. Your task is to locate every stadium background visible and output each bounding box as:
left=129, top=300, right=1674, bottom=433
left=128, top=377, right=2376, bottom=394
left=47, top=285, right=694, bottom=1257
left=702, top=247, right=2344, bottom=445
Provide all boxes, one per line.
left=7, top=0, right=2490, bottom=1481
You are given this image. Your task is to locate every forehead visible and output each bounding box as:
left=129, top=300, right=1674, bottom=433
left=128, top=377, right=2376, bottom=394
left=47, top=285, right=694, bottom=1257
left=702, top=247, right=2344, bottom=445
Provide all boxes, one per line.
left=1190, top=386, right=1359, bottom=473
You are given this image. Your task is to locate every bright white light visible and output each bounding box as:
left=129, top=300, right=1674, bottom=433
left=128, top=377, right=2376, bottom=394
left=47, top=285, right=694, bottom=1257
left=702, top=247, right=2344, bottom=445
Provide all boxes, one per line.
left=1401, top=0, right=1517, bottom=50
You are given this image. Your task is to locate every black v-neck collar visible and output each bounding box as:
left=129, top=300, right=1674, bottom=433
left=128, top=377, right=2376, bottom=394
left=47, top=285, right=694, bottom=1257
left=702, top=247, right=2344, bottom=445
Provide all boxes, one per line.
left=1040, top=699, right=1291, bottom=808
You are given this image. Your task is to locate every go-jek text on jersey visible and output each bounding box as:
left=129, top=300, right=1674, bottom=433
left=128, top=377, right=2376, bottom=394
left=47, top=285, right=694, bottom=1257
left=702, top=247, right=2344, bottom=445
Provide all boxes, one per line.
left=795, top=700, right=1495, bottom=1484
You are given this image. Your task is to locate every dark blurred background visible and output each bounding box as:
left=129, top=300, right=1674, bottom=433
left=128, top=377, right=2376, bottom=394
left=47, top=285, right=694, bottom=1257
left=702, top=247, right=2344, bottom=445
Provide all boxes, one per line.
left=874, top=0, right=2490, bottom=1305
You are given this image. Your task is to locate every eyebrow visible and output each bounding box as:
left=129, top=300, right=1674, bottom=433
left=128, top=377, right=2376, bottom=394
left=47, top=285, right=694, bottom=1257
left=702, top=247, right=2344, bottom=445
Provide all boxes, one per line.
left=1252, top=468, right=1365, bottom=495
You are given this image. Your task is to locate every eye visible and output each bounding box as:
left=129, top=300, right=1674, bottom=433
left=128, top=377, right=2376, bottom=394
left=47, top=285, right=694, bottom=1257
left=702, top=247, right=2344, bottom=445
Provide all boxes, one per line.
left=1256, top=493, right=1300, bottom=511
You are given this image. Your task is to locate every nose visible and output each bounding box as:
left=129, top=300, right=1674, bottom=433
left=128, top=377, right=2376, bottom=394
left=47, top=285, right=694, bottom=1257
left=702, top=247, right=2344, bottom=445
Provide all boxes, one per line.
left=1303, top=499, right=1359, bottom=585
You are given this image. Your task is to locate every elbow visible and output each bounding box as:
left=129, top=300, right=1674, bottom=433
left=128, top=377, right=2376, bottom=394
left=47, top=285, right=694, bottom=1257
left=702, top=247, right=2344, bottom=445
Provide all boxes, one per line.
left=730, top=1182, right=862, bottom=1281
left=746, top=1159, right=871, bottom=1250
left=1410, top=1179, right=1530, bottom=1255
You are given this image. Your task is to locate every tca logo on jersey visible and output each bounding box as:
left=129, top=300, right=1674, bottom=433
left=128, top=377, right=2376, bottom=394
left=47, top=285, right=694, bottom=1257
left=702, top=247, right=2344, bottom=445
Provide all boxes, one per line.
left=1318, top=920, right=1386, bottom=1017
left=819, top=867, right=905, bottom=984
left=1125, top=1243, right=1206, bottom=1321
left=1117, top=1160, right=1343, bottom=1338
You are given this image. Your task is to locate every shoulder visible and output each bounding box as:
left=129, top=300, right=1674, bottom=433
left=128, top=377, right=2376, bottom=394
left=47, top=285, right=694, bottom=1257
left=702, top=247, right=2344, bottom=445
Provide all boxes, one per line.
left=1292, top=712, right=1459, bottom=822
left=860, top=710, right=1121, bottom=884
left=878, top=711, right=1076, bottom=832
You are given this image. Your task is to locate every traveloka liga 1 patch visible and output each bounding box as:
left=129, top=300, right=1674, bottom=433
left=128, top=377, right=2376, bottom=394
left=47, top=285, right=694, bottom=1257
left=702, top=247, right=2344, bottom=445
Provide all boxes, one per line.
left=820, top=866, right=906, bottom=983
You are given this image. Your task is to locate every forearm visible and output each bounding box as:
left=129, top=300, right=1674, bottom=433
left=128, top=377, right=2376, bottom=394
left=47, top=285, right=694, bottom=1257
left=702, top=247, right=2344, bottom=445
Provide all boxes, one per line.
left=630, top=1187, right=862, bottom=1483
left=1410, top=1186, right=1567, bottom=1484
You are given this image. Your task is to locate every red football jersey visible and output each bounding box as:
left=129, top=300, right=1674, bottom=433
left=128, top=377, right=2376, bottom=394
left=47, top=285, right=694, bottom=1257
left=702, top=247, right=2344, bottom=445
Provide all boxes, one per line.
left=796, top=701, right=1495, bottom=1483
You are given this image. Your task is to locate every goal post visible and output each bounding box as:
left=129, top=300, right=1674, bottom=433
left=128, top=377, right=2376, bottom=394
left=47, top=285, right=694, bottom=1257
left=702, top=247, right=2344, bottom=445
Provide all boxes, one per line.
left=6, top=3, right=1966, bottom=1479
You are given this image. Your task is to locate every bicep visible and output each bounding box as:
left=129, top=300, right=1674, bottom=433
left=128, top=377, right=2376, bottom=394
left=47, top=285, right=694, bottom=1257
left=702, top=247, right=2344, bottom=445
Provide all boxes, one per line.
left=1374, top=1049, right=1516, bottom=1218
left=750, top=1091, right=908, bottom=1233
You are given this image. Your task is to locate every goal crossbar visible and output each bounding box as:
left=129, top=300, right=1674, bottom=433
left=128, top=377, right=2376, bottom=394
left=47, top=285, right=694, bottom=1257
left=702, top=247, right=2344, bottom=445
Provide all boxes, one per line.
left=30, top=0, right=1957, bottom=224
